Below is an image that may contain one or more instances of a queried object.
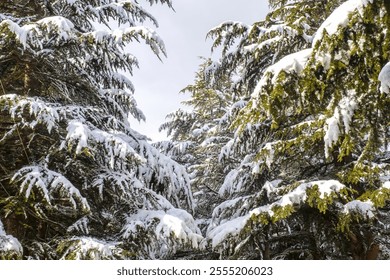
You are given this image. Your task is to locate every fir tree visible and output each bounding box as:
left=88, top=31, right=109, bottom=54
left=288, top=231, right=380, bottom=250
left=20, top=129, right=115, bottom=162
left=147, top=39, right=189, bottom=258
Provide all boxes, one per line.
left=0, top=0, right=201, bottom=259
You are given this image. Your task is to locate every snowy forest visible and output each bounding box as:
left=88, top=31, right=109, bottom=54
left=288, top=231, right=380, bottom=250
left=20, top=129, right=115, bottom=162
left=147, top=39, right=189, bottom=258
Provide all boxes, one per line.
left=0, top=0, right=389, bottom=260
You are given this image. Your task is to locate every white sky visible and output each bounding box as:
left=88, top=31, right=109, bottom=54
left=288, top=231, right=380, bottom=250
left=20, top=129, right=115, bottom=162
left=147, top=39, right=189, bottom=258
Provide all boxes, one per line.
left=129, top=0, right=269, bottom=141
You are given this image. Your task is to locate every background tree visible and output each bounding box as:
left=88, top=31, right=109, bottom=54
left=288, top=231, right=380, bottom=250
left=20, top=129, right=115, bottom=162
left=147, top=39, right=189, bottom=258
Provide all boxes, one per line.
left=0, top=0, right=201, bottom=259
left=158, top=59, right=240, bottom=236
left=159, top=0, right=390, bottom=259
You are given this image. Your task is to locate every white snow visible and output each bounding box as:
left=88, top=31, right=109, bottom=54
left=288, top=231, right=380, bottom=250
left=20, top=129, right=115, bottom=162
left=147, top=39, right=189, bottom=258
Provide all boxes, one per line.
left=263, top=142, right=276, bottom=168
left=264, top=48, right=312, bottom=84
left=122, top=208, right=203, bottom=248
left=208, top=215, right=248, bottom=248
left=219, top=139, right=235, bottom=162
left=67, top=217, right=90, bottom=235
left=135, top=139, right=194, bottom=210
left=65, top=121, right=90, bottom=154
left=0, top=220, right=5, bottom=236
left=115, top=26, right=166, bottom=56
left=0, top=16, right=76, bottom=49
left=59, top=237, right=120, bottom=260
left=323, top=92, right=357, bottom=159
left=0, top=219, right=23, bottom=256
left=378, top=62, right=390, bottom=93
left=208, top=180, right=346, bottom=248
left=251, top=48, right=312, bottom=103
left=64, top=121, right=146, bottom=169
left=38, top=16, right=74, bottom=33
left=343, top=200, right=375, bottom=219
left=209, top=194, right=253, bottom=228
left=11, top=166, right=90, bottom=211
left=281, top=180, right=345, bottom=204
left=264, top=180, right=282, bottom=197
left=340, top=90, right=358, bottom=133
left=313, top=0, right=373, bottom=46
left=218, top=169, right=244, bottom=197
left=244, top=21, right=301, bottom=54
left=4, top=95, right=63, bottom=134
left=0, top=20, right=35, bottom=48
left=324, top=113, right=340, bottom=159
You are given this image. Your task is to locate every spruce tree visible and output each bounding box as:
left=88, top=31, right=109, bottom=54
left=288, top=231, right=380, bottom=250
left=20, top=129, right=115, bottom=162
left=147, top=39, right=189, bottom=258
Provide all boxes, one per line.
left=0, top=0, right=201, bottom=259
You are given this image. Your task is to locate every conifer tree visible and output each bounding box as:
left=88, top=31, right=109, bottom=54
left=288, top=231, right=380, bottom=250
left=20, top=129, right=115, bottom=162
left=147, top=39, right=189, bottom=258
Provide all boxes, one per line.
left=201, top=0, right=390, bottom=259
left=0, top=0, right=201, bottom=259
left=158, top=59, right=240, bottom=234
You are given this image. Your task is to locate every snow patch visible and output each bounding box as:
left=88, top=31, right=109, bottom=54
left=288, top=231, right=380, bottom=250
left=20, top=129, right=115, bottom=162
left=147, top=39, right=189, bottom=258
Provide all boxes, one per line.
left=122, top=209, right=203, bottom=248
left=313, top=0, right=373, bottom=46
left=324, top=113, right=340, bottom=159
left=263, top=142, right=276, bottom=168
left=0, top=20, right=35, bottom=48
left=11, top=166, right=90, bottom=211
left=38, top=16, right=74, bottom=32
left=343, top=200, right=375, bottom=219
left=208, top=215, right=248, bottom=249
left=0, top=219, right=23, bottom=257
left=280, top=180, right=345, bottom=204
left=60, top=237, right=120, bottom=260
left=324, top=92, right=357, bottom=159
left=378, top=62, right=390, bottom=94
left=208, top=180, right=346, bottom=248
left=251, top=48, right=312, bottom=102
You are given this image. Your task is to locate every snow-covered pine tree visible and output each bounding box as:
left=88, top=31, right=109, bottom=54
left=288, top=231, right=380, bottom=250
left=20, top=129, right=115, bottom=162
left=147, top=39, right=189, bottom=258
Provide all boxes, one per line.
left=203, top=0, right=390, bottom=259
left=0, top=0, right=202, bottom=260
left=157, top=59, right=240, bottom=237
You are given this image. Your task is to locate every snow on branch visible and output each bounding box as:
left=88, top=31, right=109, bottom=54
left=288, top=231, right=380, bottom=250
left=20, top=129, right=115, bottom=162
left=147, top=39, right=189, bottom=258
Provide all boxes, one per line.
left=207, top=21, right=250, bottom=55
left=343, top=200, right=375, bottom=219
left=2, top=94, right=63, bottom=134
left=11, top=166, right=90, bottom=213
left=57, top=0, right=172, bottom=28
left=0, top=219, right=23, bottom=259
left=120, top=26, right=166, bottom=57
left=135, top=139, right=194, bottom=210
left=63, top=121, right=145, bottom=168
left=97, top=1, right=157, bottom=26
left=100, top=89, right=145, bottom=122
left=90, top=170, right=142, bottom=200
left=379, top=62, right=390, bottom=94
left=57, top=237, right=123, bottom=260
left=207, top=179, right=348, bottom=249
left=122, top=208, right=203, bottom=257
left=251, top=48, right=312, bottom=105
left=0, top=16, right=76, bottom=49
left=323, top=91, right=358, bottom=159
left=67, top=216, right=90, bottom=235
left=313, top=0, right=373, bottom=46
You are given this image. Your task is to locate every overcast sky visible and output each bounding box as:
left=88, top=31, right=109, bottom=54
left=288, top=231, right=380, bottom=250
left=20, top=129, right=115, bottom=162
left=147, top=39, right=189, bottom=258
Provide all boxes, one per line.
left=129, top=0, right=269, bottom=141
